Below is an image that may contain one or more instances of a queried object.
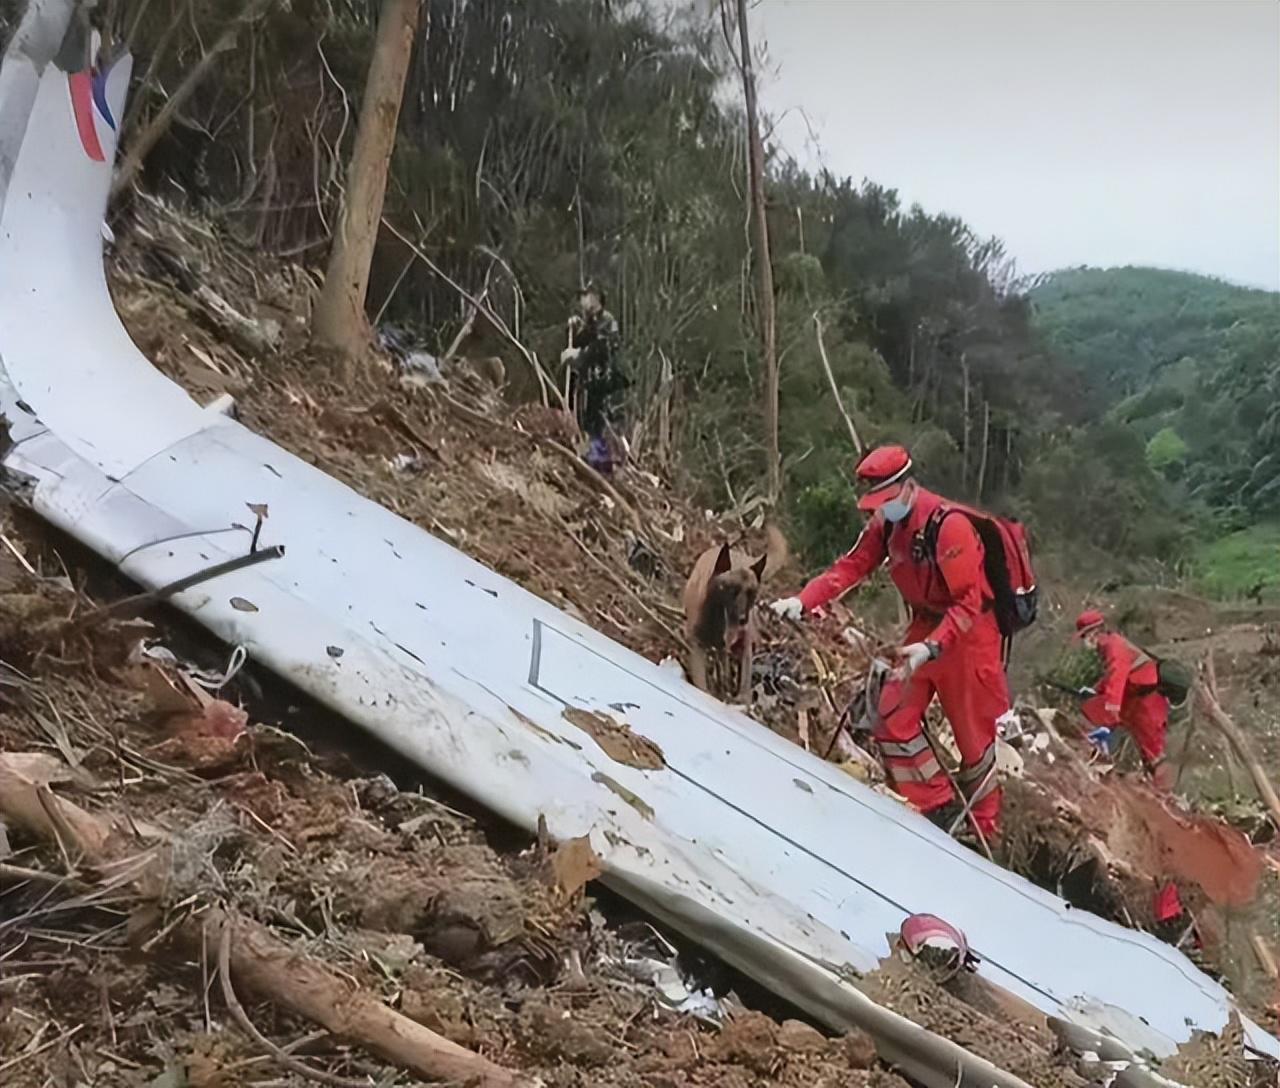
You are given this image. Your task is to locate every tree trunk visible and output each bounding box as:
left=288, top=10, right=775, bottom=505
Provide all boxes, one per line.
left=312, top=0, right=421, bottom=363
left=960, top=352, right=971, bottom=489
left=732, top=0, right=780, bottom=502
left=975, top=400, right=991, bottom=502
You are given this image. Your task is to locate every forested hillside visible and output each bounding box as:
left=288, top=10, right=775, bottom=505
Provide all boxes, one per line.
left=1031, top=268, right=1280, bottom=592
left=1033, top=267, right=1280, bottom=519
left=17, top=0, right=1277, bottom=578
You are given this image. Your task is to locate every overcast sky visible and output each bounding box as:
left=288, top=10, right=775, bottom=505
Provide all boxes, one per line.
left=751, top=0, right=1280, bottom=290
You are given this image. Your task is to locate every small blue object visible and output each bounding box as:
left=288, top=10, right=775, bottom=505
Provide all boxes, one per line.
left=1087, top=726, right=1114, bottom=753
left=585, top=434, right=614, bottom=475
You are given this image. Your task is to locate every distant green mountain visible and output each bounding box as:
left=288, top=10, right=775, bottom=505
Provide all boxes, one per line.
left=1031, top=267, right=1280, bottom=520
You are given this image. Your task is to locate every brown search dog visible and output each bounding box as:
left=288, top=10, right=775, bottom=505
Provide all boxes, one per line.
left=682, top=526, right=787, bottom=703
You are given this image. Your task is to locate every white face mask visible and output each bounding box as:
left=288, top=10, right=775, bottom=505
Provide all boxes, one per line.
left=880, top=491, right=913, bottom=523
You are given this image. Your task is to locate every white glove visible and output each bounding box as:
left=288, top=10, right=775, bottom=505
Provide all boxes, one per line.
left=769, top=597, right=804, bottom=622
left=895, top=642, right=934, bottom=679
left=560, top=346, right=580, bottom=365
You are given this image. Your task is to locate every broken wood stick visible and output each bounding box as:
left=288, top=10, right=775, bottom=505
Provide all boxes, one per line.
left=441, top=284, right=491, bottom=362
left=1196, top=653, right=1280, bottom=830
left=1252, top=933, right=1279, bottom=980
left=556, top=515, right=685, bottom=649
left=544, top=439, right=647, bottom=535
left=215, top=921, right=367, bottom=1088
left=0, top=753, right=536, bottom=1088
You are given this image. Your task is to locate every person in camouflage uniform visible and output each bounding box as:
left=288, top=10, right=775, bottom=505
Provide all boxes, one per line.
left=561, top=283, right=627, bottom=474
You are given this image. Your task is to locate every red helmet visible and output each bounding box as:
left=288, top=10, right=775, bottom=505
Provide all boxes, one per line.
left=1075, top=609, right=1105, bottom=638
left=854, top=445, right=913, bottom=513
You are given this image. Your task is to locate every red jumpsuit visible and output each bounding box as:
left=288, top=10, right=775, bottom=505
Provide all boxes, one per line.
left=798, top=488, right=1008, bottom=836
left=1082, top=633, right=1168, bottom=767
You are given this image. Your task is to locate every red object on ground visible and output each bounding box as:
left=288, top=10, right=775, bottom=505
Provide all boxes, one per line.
left=900, top=913, right=970, bottom=959
left=798, top=486, right=1007, bottom=835
left=1154, top=882, right=1184, bottom=923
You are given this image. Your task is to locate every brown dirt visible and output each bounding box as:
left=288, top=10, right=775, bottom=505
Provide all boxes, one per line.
left=1002, top=760, right=1263, bottom=910
left=860, top=957, right=1087, bottom=1088
left=562, top=707, right=666, bottom=770
left=1161, top=1015, right=1255, bottom=1088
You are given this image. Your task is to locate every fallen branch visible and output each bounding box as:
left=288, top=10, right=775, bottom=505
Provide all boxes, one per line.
left=380, top=218, right=563, bottom=409
left=556, top=518, right=685, bottom=650
left=544, top=440, right=647, bottom=536
left=441, top=281, right=491, bottom=362
left=0, top=753, right=536, bottom=1088
left=111, top=0, right=275, bottom=200
left=0, top=860, right=89, bottom=890
left=812, top=312, right=864, bottom=455
left=431, top=387, right=646, bottom=535
left=216, top=921, right=370, bottom=1088
left=1196, top=653, right=1280, bottom=830
left=192, top=284, right=282, bottom=357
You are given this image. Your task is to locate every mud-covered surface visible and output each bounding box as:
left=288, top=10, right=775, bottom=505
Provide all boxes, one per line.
left=0, top=200, right=1269, bottom=1084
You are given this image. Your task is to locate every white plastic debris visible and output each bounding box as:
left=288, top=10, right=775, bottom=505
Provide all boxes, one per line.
left=657, top=655, right=687, bottom=681
left=619, top=957, right=725, bottom=1021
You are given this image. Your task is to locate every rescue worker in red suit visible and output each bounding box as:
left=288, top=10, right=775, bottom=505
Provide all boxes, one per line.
left=770, top=445, right=1009, bottom=839
left=1074, top=610, right=1173, bottom=789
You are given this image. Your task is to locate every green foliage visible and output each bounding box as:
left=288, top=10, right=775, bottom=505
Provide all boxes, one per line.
left=1032, top=267, right=1280, bottom=521
left=791, top=477, right=861, bottom=567
left=1145, top=427, right=1188, bottom=475
left=1043, top=644, right=1103, bottom=692
left=1018, top=423, right=1187, bottom=562
left=1193, top=523, right=1280, bottom=600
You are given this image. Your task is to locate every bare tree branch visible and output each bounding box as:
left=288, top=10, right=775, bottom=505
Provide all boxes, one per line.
left=813, top=312, right=864, bottom=456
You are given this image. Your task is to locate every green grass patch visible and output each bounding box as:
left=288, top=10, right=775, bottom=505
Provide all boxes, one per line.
left=1193, top=522, right=1280, bottom=599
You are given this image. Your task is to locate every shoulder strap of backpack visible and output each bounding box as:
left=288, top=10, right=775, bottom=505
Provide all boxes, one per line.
left=1126, top=638, right=1156, bottom=671
left=922, top=505, right=959, bottom=563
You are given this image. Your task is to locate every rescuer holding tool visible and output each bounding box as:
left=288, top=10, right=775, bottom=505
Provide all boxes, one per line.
left=770, top=445, right=1031, bottom=840
left=1074, top=610, right=1175, bottom=790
